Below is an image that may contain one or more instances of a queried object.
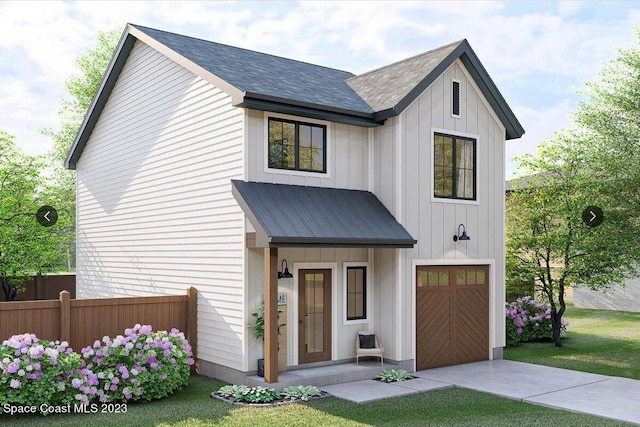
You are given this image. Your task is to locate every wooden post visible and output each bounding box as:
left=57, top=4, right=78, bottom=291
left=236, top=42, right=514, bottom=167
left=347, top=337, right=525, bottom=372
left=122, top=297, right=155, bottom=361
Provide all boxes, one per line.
left=59, top=290, right=70, bottom=344
left=35, top=274, right=44, bottom=300
left=264, top=247, right=278, bottom=383
left=187, top=286, right=198, bottom=374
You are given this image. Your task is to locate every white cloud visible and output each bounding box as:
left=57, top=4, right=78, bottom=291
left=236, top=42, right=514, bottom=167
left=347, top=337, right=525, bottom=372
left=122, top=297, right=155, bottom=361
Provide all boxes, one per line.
left=506, top=99, right=576, bottom=179
left=0, top=0, right=639, bottom=164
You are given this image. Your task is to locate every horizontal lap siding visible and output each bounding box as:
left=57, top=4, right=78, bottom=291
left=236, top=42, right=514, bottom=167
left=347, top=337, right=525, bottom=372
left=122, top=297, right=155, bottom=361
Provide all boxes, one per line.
left=76, top=40, right=245, bottom=370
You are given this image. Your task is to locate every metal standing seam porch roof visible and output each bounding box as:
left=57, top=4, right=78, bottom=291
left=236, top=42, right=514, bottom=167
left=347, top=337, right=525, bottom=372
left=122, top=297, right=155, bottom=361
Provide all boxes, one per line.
left=231, top=180, right=416, bottom=248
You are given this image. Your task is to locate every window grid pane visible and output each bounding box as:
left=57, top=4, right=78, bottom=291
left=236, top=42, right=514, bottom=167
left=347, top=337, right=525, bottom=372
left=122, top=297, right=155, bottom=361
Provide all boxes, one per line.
left=346, top=267, right=366, bottom=321
left=434, top=133, right=476, bottom=200
left=268, top=119, right=326, bottom=173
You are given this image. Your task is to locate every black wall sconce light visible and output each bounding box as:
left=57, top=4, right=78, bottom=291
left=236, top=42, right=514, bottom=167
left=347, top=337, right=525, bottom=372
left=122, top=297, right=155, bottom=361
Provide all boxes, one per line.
left=453, top=224, right=470, bottom=242
left=278, top=259, right=293, bottom=279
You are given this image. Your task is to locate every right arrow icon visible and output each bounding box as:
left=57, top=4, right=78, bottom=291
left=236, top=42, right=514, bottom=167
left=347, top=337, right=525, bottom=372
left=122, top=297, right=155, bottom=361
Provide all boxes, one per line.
left=582, top=206, right=603, bottom=228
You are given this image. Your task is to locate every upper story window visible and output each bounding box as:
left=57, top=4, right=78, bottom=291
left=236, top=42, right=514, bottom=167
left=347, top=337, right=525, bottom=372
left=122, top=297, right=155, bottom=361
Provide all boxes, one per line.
left=434, top=132, right=476, bottom=200
left=268, top=118, right=326, bottom=173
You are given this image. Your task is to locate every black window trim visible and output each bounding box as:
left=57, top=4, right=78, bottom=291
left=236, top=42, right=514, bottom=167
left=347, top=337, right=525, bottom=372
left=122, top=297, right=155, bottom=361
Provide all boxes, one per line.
left=434, top=131, right=477, bottom=201
left=268, top=117, right=327, bottom=174
left=452, top=79, right=461, bottom=118
left=346, top=265, right=367, bottom=321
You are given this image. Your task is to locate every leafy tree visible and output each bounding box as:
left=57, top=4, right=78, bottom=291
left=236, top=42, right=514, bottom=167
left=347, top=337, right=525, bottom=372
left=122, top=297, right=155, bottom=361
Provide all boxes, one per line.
left=0, top=133, right=63, bottom=300
left=507, top=29, right=640, bottom=346
left=43, top=29, right=120, bottom=269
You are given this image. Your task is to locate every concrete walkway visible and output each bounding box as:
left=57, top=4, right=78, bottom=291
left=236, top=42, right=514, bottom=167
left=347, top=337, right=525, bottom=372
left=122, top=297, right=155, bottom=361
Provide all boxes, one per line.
left=321, top=360, right=640, bottom=425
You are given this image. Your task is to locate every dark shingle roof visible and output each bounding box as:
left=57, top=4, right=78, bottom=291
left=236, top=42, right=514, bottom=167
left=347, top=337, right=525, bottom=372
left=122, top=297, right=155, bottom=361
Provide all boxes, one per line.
left=231, top=180, right=416, bottom=248
left=65, top=24, right=525, bottom=169
left=133, top=25, right=374, bottom=115
left=347, top=40, right=462, bottom=112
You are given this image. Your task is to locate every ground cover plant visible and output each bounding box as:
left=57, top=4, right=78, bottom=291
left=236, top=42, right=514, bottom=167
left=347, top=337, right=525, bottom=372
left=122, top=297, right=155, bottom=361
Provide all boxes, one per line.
left=375, top=369, right=413, bottom=382
left=0, top=375, right=628, bottom=426
left=505, top=306, right=640, bottom=379
left=212, top=384, right=324, bottom=405
left=505, top=296, right=568, bottom=346
left=0, top=324, right=194, bottom=414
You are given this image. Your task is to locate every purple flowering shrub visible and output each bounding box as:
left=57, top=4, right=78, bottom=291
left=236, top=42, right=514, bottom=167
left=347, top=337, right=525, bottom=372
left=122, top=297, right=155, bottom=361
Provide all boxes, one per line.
left=0, top=325, right=194, bottom=412
left=81, top=324, right=194, bottom=402
left=505, top=296, right=568, bottom=346
left=0, top=334, right=97, bottom=412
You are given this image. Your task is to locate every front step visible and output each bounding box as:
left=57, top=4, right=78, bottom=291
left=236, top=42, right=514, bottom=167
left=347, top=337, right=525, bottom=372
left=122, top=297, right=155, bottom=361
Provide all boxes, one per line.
left=244, top=361, right=401, bottom=389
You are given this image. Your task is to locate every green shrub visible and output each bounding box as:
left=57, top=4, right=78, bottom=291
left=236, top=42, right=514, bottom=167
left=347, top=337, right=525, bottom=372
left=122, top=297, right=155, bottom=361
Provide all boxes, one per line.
left=0, top=334, right=96, bottom=413
left=235, top=386, right=280, bottom=403
left=505, top=297, right=568, bottom=346
left=376, top=369, right=413, bottom=382
left=281, top=385, right=322, bottom=401
left=217, top=384, right=248, bottom=398
left=81, top=324, right=194, bottom=402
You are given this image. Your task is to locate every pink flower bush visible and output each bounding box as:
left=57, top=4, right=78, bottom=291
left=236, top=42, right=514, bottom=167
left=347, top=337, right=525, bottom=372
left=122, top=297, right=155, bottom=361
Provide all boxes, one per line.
left=505, top=296, right=568, bottom=346
left=1, top=325, right=194, bottom=413
left=81, top=324, right=194, bottom=402
left=0, top=334, right=96, bottom=413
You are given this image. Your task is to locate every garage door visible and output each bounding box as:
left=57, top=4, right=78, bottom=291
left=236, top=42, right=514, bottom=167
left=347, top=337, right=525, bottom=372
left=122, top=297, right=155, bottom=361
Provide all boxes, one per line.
left=416, top=265, right=489, bottom=370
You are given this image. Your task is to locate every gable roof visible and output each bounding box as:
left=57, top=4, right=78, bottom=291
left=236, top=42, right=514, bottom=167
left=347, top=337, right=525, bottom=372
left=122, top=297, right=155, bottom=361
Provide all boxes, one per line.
left=347, top=40, right=462, bottom=113
left=133, top=25, right=374, bottom=116
left=348, top=39, right=524, bottom=137
left=231, top=180, right=416, bottom=248
left=65, top=24, right=524, bottom=170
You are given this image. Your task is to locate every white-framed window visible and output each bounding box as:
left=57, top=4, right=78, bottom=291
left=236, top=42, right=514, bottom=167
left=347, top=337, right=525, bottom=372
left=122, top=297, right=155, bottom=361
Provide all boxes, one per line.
left=265, top=114, right=328, bottom=174
left=452, top=78, right=461, bottom=118
left=343, top=262, right=370, bottom=325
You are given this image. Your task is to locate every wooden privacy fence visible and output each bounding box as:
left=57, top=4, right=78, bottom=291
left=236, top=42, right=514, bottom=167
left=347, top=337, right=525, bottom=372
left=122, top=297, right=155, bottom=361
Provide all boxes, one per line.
left=10, top=273, right=76, bottom=301
left=0, top=287, right=197, bottom=361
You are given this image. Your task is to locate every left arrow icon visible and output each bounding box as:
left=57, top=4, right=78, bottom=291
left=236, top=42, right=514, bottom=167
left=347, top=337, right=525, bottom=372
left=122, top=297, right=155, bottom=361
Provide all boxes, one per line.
left=36, top=205, right=58, bottom=227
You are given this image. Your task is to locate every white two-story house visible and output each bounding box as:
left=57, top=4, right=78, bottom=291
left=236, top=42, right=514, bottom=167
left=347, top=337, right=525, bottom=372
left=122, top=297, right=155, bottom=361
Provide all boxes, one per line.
left=66, top=24, right=524, bottom=384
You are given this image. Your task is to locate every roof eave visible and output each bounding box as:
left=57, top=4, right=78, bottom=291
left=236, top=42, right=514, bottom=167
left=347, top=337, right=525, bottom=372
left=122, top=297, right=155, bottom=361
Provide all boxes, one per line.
left=65, top=25, right=135, bottom=170
left=237, top=95, right=383, bottom=128
left=457, top=44, right=525, bottom=140
left=268, top=237, right=416, bottom=248
left=65, top=24, right=248, bottom=170
left=380, top=40, right=525, bottom=140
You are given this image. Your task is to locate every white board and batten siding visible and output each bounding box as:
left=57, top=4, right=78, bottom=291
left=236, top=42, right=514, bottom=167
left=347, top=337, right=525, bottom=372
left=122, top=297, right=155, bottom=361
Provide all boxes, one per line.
left=372, top=60, right=508, bottom=361
left=243, top=110, right=373, bottom=369
left=75, top=40, right=246, bottom=370
left=244, top=110, right=370, bottom=190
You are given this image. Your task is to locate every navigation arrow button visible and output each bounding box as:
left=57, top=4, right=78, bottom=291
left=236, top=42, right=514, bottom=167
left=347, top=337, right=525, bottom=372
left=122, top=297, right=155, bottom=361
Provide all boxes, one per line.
left=582, top=206, right=603, bottom=228
left=36, top=205, right=58, bottom=227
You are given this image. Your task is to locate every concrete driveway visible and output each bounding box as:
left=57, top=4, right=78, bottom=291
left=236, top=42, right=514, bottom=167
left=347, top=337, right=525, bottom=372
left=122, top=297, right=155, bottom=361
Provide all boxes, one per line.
left=322, top=359, right=639, bottom=424
left=414, top=360, right=640, bottom=425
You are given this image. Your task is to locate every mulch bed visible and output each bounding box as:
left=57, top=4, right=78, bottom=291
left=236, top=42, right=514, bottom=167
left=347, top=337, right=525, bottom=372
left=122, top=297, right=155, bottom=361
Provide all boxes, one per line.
left=211, top=390, right=331, bottom=407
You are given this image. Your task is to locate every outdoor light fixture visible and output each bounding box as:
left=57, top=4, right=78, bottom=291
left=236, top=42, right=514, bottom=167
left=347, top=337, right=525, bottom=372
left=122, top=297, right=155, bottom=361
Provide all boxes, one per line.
left=278, top=259, right=293, bottom=279
left=453, top=224, right=470, bottom=242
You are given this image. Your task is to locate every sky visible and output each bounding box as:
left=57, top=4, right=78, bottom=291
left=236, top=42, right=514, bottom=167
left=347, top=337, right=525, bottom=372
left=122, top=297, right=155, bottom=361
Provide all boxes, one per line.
left=1, top=1, right=638, bottom=178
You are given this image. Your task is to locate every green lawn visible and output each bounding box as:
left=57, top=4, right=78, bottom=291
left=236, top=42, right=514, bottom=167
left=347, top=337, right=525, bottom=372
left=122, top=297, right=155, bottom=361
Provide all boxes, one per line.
left=1, top=375, right=630, bottom=426
left=505, top=306, right=640, bottom=379
left=3, top=306, right=637, bottom=426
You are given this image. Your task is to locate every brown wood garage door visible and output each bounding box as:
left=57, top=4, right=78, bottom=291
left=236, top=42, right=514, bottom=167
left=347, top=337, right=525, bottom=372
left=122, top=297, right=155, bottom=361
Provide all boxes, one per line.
left=416, top=265, right=489, bottom=370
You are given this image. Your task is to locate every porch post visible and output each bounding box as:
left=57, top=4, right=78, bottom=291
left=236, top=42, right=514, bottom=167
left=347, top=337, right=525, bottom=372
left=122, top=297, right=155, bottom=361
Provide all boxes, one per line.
left=264, top=247, right=278, bottom=383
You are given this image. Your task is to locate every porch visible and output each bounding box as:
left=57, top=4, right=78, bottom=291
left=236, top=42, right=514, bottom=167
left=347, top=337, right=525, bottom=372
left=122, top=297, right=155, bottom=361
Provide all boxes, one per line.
left=232, top=180, right=417, bottom=383
left=245, top=360, right=411, bottom=388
